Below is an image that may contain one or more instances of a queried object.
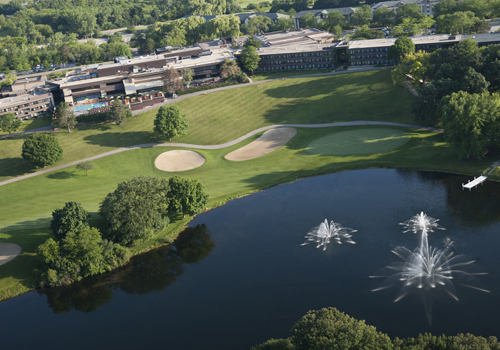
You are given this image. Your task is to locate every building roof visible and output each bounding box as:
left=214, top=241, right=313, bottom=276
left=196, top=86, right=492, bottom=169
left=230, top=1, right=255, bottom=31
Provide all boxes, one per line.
left=255, top=27, right=335, bottom=46
left=235, top=13, right=255, bottom=22
left=347, top=34, right=459, bottom=49
left=254, top=43, right=336, bottom=55
left=370, top=0, right=420, bottom=10
left=0, top=90, right=52, bottom=109
left=295, top=7, right=356, bottom=18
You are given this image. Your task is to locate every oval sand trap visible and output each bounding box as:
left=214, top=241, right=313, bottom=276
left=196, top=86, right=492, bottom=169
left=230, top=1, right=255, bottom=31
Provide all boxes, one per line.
left=155, top=150, right=206, bottom=172
left=225, top=128, right=297, bottom=161
left=0, top=243, right=21, bottom=266
left=306, top=128, right=410, bottom=156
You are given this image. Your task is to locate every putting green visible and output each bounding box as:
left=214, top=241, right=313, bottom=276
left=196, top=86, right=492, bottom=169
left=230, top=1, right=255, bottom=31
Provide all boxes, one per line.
left=306, top=128, right=410, bottom=156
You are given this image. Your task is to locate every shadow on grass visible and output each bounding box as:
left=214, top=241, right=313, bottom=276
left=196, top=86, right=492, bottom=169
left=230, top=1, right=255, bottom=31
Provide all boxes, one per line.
left=47, top=171, right=74, bottom=180
left=1, top=217, right=51, bottom=232
left=0, top=157, right=36, bottom=178
left=83, top=131, right=158, bottom=148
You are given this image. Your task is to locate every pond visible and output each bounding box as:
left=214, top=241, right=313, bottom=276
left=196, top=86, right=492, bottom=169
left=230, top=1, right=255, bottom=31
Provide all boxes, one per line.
left=2, top=169, right=500, bottom=349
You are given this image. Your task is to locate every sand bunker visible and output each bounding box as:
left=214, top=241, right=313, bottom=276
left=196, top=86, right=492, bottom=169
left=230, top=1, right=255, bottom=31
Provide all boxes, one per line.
left=0, top=243, right=21, bottom=266
left=225, top=128, right=297, bottom=161
left=155, top=150, right=206, bottom=172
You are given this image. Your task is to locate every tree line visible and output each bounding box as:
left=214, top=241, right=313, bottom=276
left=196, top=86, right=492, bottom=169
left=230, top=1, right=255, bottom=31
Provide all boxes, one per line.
left=252, top=307, right=500, bottom=350
left=36, top=175, right=209, bottom=287
left=391, top=37, right=500, bottom=159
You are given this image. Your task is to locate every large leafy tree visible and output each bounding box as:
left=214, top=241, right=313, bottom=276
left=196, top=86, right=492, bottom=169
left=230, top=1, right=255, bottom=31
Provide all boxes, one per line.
left=108, top=101, right=129, bottom=125
left=55, top=102, right=77, bottom=133
left=21, top=133, right=63, bottom=168
left=391, top=51, right=431, bottom=86
left=410, top=78, right=460, bottom=123
left=291, top=307, right=393, bottom=350
left=99, top=176, right=170, bottom=246
left=161, top=67, right=182, bottom=94
left=36, top=227, right=130, bottom=287
left=388, top=36, right=415, bottom=63
left=168, top=176, right=209, bottom=218
left=50, top=201, right=91, bottom=240
left=154, top=105, right=189, bottom=141
left=240, top=45, right=260, bottom=74
left=0, top=113, right=21, bottom=134
left=439, top=91, right=500, bottom=159
left=373, top=8, right=395, bottom=27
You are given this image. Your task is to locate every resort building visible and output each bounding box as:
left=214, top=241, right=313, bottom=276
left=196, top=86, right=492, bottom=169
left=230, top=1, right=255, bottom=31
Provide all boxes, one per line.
left=47, top=43, right=236, bottom=115
left=237, top=28, right=337, bottom=72
left=293, top=7, right=357, bottom=29
left=1, top=75, right=47, bottom=98
left=0, top=89, right=54, bottom=120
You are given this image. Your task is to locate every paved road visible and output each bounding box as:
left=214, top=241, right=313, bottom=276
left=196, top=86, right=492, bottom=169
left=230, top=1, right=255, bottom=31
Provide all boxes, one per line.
left=0, top=120, right=441, bottom=187
left=0, top=125, right=53, bottom=139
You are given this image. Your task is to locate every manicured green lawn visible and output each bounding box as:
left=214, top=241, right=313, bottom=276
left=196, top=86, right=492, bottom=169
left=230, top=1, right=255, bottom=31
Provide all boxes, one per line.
left=251, top=69, right=331, bottom=82
left=0, top=125, right=495, bottom=300
left=0, top=70, right=416, bottom=182
left=306, top=128, right=410, bottom=156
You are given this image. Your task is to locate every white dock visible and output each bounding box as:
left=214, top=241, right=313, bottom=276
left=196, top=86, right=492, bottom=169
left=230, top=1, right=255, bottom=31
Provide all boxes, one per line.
left=462, top=176, right=488, bottom=190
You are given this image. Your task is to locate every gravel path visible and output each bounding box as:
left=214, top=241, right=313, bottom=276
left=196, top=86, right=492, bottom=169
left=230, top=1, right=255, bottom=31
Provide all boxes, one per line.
left=0, top=121, right=441, bottom=187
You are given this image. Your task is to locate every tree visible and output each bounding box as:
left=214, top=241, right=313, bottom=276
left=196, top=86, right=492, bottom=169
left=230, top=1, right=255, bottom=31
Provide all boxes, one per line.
left=391, top=51, right=431, bottom=86
left=290, top=307, right=393, bottom=350
left=0, top=113, right=21, bottom=134
left=154, top=105, right=189, bottom=141
left=301, top=13, right=318, bottom=28
left=76, top=161, right=95, bottom=176
left=460, top=67, right=490, bottom=94
left=436, top=11, right=484, bottom=35
left=410, top=78, right=460, bottom=123
left=180, top=68, right=194, bottom=87
left=320, top=10, right=346, bottom=33
left=240, top=45, right=261, bottom=74
left=351, top=25, right=385, bottom=40
left=388, top=36, right=415, bottom=63
left=246, top=16, right=273, bottom=34
left=244, top=37, right=262, bottom=49
left=50, top=201, right=91, bottom=240
left=351, top=5, right=372, bottom=26
left=108, top=101, right=129, bottom=125
left=168, top=176, right=209, bottom=218
left=54, top=102, right=77, bottom=133
left=439, top=91, right=500, bottom=159
left=162, top=67, right=182, bottom=94
left=99, top=176, right=171, bottom=246
left=22, top=133, right=63, bottom=168
left=373, top=8, right=395, bottom=27
left=36, top=227, right=130, bottom=287
left=220, top=58, right=242, bottom=80
left=270, top=17, right=295, bottom=32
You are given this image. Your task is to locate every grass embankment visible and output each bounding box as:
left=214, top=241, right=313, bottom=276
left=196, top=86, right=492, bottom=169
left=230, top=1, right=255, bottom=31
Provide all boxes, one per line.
left=0, top=125, right=495, bottom=300
left=0, top=70, right=415, bottom=182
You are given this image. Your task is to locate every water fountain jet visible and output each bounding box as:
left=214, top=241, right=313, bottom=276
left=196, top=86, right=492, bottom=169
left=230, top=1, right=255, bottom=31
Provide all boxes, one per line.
left=301, top=219, right=356, bottom=250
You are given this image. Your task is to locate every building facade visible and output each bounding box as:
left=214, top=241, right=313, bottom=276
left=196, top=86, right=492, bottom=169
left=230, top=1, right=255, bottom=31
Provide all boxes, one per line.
left=0, top=90, right=54, bottom=120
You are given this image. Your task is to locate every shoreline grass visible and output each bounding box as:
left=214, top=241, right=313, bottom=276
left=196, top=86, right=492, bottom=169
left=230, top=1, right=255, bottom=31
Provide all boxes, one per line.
left=0, top=125, right=496, bottom=301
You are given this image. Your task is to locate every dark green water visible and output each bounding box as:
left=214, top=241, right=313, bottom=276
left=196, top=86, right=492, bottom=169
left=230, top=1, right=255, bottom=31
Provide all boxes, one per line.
left=1, top=169, right=500, bottom=349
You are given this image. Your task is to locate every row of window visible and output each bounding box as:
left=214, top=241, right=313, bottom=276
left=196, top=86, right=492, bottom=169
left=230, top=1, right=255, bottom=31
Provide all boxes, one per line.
left=14, top=104, right=52, bottom=116
left=258, top=64, right=330, bottom=71
left=350, top=48, right=388, bottom=53
left=0, top=98, right=52, bottom=114
left=351, top=54, right=388, bottom=59
left=261, top=58, right=331, bottom=65
left=261, top=52, right=332, bottom=59
left=351, top=60, right=390, bottom=65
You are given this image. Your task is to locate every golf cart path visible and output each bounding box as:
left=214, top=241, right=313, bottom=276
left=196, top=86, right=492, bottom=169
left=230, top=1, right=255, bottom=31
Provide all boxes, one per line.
left=0, top=121, right=442, bottom=187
